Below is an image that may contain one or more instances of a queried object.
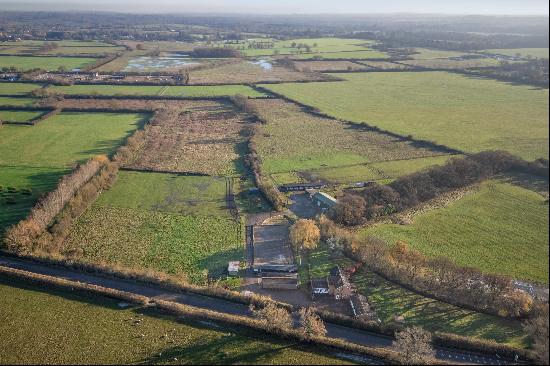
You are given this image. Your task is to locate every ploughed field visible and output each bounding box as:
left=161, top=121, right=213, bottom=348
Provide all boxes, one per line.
left=0, top=277, right=352, bottom=365
left=359, top=180, right=550, bottom=284
left=262, top=71, right=549, bottom=160
left=0, top=112, right=147, bottom=233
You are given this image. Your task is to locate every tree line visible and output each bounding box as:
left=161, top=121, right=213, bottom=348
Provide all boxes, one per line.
left=330, top=151, right=549, bottom=226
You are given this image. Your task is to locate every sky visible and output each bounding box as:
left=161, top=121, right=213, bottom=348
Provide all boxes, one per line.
left=1, top=0, right=548, bottom=15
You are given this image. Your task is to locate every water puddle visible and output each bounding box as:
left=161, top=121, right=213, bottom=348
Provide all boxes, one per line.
left=251, top=59, right=273, bottom=71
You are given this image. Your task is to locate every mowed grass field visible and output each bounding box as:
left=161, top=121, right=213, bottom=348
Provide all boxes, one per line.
left=50, top=83, right=265, bottom=97
left=0, top=112, right=146, bottom=233
left=62, top=171, right=243, bottom=283
left=251, top=99, right=442, bottom=175
left=353, top=270, right=528, bottom=347
left=360, top=180, right=549, bottom=284
left=0, top=278, right=352, bottom=365
left=262, top=72, right=549, bottom=160
left=0, top=55, right=98, bottom=71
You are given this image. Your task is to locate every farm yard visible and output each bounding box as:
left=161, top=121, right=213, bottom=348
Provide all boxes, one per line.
left=262, top=71, right=549, bottom=160
left=359, top=180, right=549, bottom=284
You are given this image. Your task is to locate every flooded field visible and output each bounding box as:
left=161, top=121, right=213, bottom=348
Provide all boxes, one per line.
left=123, top=55, right=201, bottom=71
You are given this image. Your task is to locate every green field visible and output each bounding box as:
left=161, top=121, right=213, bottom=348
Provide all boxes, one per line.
left=303, top=155, right=458, bottom=184
left=294, top=50, right=389, bottom=60
left=410, top=48, right=472, bottom=59
left=483, top=48, right=549, bottom=59
left=0, top=112, right=146, bottom=233
left=63, top=171, right=242, bottom=283
left=252, top=99, right=441, bottom=175
left=217, top=37, right=381, bottom=57
left=262, top=72, right=549, bottom=160
left=0, top=166, right=67, bottom=233
left=50, top=84, right=265, bottom=97
left=0, top=110, right=44, bottom=122
left=0, top=277, right=352, bottom=365
left=0, top=97, right=38, bottom=106
left=0, top=55, right=98, bottom=71
left=0, top=82, right=43, bottom=96
left=0, top=112, right=147, bottom=168
left=360, top=180, right=549, bottom=284
left=353, top=270, right=527, bottom=347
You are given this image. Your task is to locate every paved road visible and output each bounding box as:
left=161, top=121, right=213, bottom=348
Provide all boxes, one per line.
left=0, top=256, right=521, bottom=365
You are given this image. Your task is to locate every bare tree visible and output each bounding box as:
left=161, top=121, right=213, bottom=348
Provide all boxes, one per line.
left=392, top=327, right=435, bottom=365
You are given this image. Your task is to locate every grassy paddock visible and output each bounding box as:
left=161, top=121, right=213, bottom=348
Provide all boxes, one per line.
left=0, top=277, right=352, bottom=365
left=0, top=55, right=98, bottom=71
left=50, top=83, right=265, bottom=97
left=359, top=180, right=549, bottom=283
left=262, top=72, right=549, bottom=160
left=353, top=269, right=528, bottom=348
left=63, top=171, right=243, bottom=283
left=0, top=97, right=38, bottom=106
left=251, top=99, right=441, bottom=175
left=0, top=112, right=147, bottom=167
left=0, top=82, right=43, bottom=96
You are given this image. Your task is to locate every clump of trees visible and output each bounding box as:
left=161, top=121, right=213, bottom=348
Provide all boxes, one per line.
left=192, top=47, right=242, bottom=58
left=331, top=151, right=549, bottom=225
left=392, top=327, right=435, bottom=365
left=290, top=219, right=320, bottom=264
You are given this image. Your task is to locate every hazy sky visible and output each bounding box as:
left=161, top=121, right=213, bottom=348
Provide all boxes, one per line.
left=1, top=0, right=548, bottom=15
